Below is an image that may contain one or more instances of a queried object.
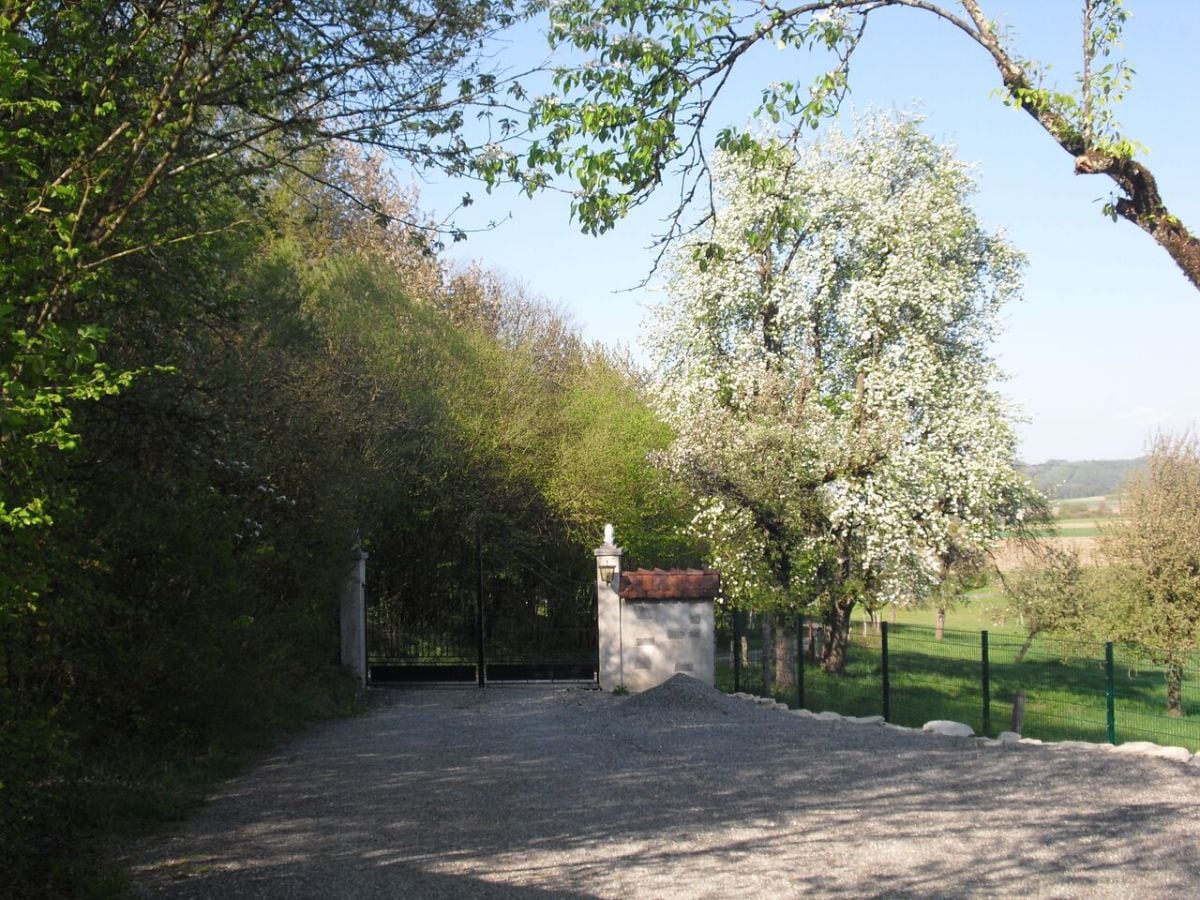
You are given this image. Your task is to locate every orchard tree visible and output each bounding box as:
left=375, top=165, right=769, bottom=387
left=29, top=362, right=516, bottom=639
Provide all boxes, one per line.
left=1103, top=431, right=1200, bottom=716
left=521, top=1, right=1200, bottom=290
left=649, top=115, right=1034, bottom=672
left=998, top=545, right=1087, bottom=663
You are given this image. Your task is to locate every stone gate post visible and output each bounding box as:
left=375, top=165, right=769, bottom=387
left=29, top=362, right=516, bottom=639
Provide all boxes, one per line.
left=340, top=548, right=368, bottom=687
left=595, top=525, right=624, bottom=691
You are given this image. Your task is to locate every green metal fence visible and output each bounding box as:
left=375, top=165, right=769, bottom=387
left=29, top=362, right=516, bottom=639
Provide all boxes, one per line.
left=716, top=611, right=1200, bottom=750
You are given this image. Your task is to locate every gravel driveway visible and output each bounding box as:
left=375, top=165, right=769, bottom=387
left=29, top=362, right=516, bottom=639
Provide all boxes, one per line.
left=126, top=677, right=1200, bottom=898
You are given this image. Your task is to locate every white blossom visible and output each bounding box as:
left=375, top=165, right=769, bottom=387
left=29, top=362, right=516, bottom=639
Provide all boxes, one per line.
left=646, top=113, right=1033, bottom=611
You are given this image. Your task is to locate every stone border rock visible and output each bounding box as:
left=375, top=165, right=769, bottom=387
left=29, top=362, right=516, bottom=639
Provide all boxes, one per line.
left=725, top=692, right=1200, bottom=767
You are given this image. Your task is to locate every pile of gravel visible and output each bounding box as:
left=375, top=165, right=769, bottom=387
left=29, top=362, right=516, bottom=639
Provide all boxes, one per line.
left=617, top=673, right=747, bottom=716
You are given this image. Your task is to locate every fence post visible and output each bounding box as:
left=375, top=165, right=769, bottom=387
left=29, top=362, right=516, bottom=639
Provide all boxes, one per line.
left=1105, top=641, right=1116, bottom=744
left=981, top=630, right=990, bottom=738
left=881, top=620, right=891, bottom=722
left=733, top=607, right=742, bottom=693
left=796, top=610, right=805, bottom=710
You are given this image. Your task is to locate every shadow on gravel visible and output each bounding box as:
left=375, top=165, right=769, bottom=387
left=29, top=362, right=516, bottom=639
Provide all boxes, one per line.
left=128, top=679, right=1200, bottom=898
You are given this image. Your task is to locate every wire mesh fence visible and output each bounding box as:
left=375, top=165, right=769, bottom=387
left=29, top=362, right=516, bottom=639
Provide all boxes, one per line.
left=716, top=610, right=1200, bottom=750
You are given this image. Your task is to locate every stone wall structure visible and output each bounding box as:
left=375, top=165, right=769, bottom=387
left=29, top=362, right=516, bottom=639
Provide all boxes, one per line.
left=596, top=528, right=719, bottom=692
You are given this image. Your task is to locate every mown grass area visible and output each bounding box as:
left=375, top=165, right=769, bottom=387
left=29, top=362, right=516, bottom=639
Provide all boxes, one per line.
left=851, top=591, right=1019, bottom=635
left=1033, top=524, right=1102, bottom=538
left=718, top=624, right=1200, bottom=751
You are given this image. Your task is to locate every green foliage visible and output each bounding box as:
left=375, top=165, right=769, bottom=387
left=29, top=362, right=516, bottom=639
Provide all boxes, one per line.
left=2, top=4, right=706, bottom=888
left=1102, top=432, right=1200, bottom=695
left=997, top=546, right=1088, bottom=660
left=0, top=139, right=696, bottom=893
left=1, top=0, right=519, bottom=531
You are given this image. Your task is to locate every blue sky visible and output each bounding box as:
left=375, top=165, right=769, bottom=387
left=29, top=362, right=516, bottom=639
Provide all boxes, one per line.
left=409, top=1, right=1200, bottom=464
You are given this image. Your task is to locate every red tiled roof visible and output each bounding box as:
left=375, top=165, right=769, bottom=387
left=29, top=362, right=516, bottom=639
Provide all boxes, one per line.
left=618, top=568, right=721, bottom=600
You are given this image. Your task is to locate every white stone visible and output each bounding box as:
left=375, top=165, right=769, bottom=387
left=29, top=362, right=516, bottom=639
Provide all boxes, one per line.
left=922, top=720, right=975, bottom=738
left=1019, top=738, right=1043, bottom=745
left=815, top=711, right=843, bottom=722
left=996, top=731, right=1022, bottom=744
left=604, top=523, right=614, bottom=545
left=1112, top=741, right=1193, bottom=763
left=1112, top=740, right=1159, bottom=754
left=846, top=715, right=885, bottom=725
left=1055, top=741, right=1101, bottom=752
left=791, top=709, right=816, bottom=718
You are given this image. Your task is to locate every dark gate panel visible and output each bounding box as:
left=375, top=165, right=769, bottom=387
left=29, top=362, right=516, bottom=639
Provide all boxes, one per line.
left=367, top=571, right=598, bottom=685
left=484, top=581, right=597, bottom=682
left=367, top=589, right=477, bottom=684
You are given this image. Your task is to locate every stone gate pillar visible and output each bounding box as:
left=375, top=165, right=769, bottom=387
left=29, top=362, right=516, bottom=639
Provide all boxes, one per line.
left=595, top=525, right=624, bottom=691
left=340, top=548, right=368, bottom=687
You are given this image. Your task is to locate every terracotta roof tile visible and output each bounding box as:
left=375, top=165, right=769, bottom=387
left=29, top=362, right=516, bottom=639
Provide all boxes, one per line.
left=618, top=568, right=721, bottom=600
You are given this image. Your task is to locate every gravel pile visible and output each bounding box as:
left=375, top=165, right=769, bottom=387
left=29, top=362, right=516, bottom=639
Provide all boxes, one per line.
left=125, top=682, right=1200, bottom=898
left=617, top=673, right=750, bottom=717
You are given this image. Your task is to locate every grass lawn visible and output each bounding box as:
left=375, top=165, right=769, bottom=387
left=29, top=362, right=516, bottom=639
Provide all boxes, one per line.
left=718, top=618, right=1200, bottom=752
left=852, top=588, right=1020, bottom=636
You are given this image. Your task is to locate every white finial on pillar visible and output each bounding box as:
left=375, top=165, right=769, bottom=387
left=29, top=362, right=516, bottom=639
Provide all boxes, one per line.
left=604, top=523, right=614, bottom=546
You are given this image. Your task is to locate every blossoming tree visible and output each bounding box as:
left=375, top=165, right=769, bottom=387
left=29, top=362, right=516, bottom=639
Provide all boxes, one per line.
left=649, top=115, right=1036, bottom=672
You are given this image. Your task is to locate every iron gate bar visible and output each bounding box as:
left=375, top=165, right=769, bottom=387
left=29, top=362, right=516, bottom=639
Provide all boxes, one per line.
left=476, top=523, right=485, bottom=689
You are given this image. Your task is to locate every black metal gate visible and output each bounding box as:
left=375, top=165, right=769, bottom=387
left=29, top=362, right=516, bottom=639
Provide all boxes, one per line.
left=366, top=543, right=598, bottom=685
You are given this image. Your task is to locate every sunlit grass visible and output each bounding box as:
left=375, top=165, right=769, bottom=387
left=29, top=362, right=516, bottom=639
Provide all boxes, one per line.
left=718, top=622, right=1200, bottom=751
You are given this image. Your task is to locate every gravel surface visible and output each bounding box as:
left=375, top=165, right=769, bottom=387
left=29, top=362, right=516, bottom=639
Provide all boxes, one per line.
left=125, top=676, right=1200, bottom=898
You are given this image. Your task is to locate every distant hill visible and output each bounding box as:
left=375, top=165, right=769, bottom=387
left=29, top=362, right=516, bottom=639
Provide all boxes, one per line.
left=1019, top=457, right=1146, bottom=500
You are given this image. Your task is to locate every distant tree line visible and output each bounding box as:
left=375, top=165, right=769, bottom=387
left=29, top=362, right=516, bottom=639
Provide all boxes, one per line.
left=1020, top=457, right=1147, bottom=501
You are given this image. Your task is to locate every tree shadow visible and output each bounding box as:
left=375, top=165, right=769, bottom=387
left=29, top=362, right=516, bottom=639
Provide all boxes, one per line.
left=125, top=685, right=1200, bottom=897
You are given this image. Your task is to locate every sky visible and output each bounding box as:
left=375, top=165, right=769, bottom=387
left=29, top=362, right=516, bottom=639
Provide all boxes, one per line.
left=406, top=1, right=1200, bottom=464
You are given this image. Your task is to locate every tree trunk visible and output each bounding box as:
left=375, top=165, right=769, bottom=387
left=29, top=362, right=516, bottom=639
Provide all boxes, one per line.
left=935, top=606, right=945, bottom=641
left=761, top=616, right=773, bottom=696
left=821, top=598, right=855, bottom=674
left=1167, top=663, right=1184, bottom=717
left=773, top=618, right=797, bottom=689
left=1014, top=630, right=1037, bottom=664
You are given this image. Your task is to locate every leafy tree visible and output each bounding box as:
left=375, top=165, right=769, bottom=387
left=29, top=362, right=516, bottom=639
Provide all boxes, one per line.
left=648, top=115, right=1032, bottom=672
left=1103, top=431, right=1200, bottom=716
left=519, top=0, right=1200, bottom=290
left=998, top=545, right=1087, bottom=662
left=1, top=0, right=519, bottom=530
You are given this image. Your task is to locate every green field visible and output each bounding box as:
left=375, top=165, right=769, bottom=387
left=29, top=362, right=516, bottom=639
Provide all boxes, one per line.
left=718, top=621, right=1200, bottom=751
left=851, top=591, right=1016, bottom=635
